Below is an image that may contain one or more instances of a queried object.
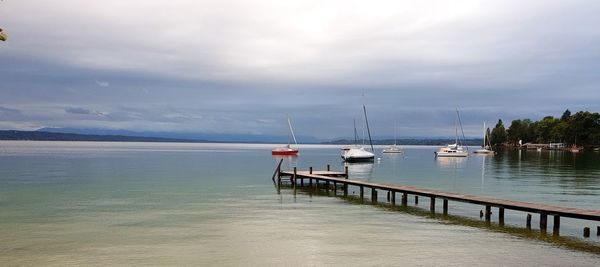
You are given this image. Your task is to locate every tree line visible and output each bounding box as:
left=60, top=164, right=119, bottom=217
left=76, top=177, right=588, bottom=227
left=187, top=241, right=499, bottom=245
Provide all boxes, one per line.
left=488, top=109, right=600, bottom=147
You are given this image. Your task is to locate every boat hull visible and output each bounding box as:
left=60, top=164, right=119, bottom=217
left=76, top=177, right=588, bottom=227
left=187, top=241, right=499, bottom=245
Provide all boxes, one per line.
left=435, top=152, right=468, bottom=157
left=341, top=155, right=375, bottom=162
left=271, top=149, right=299, bottom=155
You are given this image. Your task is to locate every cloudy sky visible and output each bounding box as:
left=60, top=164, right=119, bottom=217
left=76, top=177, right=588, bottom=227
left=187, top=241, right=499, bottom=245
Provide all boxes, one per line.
left=1, top=0, right=600, bottom=139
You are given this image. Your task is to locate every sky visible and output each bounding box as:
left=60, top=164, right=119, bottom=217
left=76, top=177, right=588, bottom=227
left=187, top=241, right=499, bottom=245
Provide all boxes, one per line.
left=1, top=0, right=600, bottom=139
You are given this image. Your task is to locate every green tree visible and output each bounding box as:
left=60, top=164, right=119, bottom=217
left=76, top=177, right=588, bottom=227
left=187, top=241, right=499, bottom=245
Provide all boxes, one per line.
left=560, top=109, right=571, bottom=121
left=490, top=119, right=507, bottom=147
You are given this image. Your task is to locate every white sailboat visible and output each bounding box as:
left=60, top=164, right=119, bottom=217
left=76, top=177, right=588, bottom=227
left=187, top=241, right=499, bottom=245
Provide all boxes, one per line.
left=473, top=122, right=494, bottom=154
left=435, top=109, right=468, bottom=157
left=383, top=124, right=403, bottom=153
left=341, top=106, right=375, bottom=162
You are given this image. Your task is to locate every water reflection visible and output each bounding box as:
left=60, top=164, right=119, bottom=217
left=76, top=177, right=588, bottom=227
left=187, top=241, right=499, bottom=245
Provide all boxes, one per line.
left=272, top=155, right=298, bottom=171
left=344, top=162, right=374, bottom=180
left=435, top=156, right=467, bottom=169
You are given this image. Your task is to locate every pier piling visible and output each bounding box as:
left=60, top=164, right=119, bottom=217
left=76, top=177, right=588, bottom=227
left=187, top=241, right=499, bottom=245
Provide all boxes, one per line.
left=402, top=193, right=408, bottom=206
left=499, top=208, right=505, bottom=226
left=360, top=186, right=364, bottom=202
left=391, top=191, right=396, bottom=206
left=553, top=216, right=560, bottom=236
left=415, top=195, right=418, bottom=205
left=584, top=227, right=590, bottom=238
left=430, top=197, right=435, bottom=213
left=372, top=188, right=378, bottom=203
left=485, top=205, right=491, bottom=223
left=540, top=213, right=548, bottom=233
left=443, top=199, right=448, bottom=216
left=526, top=214, right=532, bottom=229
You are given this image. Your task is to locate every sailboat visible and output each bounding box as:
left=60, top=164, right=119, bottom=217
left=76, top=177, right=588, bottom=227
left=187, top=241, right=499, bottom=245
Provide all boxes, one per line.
left=271, top=116, right=299, bottom=155
left=383, top=124, right=403, bottom=153
left=473, top=122, right=494, bottom=154
left=435, top=109, right=468, bottom=157
left=341, top=106, right=375, bottom=162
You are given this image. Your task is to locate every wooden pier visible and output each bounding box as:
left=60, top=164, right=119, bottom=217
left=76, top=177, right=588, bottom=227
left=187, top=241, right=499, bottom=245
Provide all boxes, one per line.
left=272, top=161, right=600, bottom=237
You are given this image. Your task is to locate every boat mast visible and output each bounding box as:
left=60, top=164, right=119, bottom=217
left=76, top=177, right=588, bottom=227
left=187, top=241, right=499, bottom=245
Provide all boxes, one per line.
left=287, top=115, right=298, bottom=146
left=482, top=122, right=486, bottom=148
left=353, top=119, right=358, bottom=145
left=363, top=105, right=374, bottom=152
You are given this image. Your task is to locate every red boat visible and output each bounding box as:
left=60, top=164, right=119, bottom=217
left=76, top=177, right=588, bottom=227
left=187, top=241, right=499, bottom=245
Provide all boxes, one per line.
left=272, top=116, right=299, bottom=156
left=271, top=144, right=299, bottom=155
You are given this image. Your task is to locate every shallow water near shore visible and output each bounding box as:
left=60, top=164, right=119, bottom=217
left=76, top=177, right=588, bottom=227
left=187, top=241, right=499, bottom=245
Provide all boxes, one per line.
left=1, top=141, right=599, bottom=266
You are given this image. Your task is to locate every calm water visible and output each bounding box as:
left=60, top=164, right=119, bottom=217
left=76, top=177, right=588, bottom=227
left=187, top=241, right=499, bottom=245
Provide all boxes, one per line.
left=1, top=141, right=599, bottom=266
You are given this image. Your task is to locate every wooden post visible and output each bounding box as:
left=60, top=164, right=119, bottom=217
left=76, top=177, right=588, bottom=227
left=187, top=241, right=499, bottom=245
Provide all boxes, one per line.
left=327, top=164, right=330, bottom=171
left=415, top=195, right=419, bottom=205
left=553, top=215, right=560, bottom=236
left=325, top=180, right=330, bottom=193
left=499, top=207, right=505, bottom=227
left=540, top=213, right=548, bottom=233
left=309, top=177, right=312, bottom=187
left=343, top=182, right=348, bottom=197
left=333, top=182, right=337, bottom=195
left=430, top=197, right=435, bottom=213
left=526, top=214, right=532, bottom=229
left=584, top=227, right=590, bottom=238
left=391, top=191, right=396, bottom=206
left=300, top=176, right=304, bottom=187
left=271, top=158, right=283, bottom=182
left=402, top=192, right=408, bottom=206
left=359, top=186, right=364, bottom=202
left=293, top=167, right=297, bottom=187
left=345, top=166, right=349, bottom=179
left=387, top=191, right=390, bottom=202
left=372, top=188, right=377, bottom=203
left=597, top=226, right=600, bottom=236
left=485, top=205, right=491, bottom=223
left=443, top=199, right=448, bottom=216
left=309, top=167, right=313, bottom=174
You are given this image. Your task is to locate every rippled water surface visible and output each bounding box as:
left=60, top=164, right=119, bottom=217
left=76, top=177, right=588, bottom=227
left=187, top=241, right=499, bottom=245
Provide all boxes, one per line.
left=1, top=141, right=599, bottom=266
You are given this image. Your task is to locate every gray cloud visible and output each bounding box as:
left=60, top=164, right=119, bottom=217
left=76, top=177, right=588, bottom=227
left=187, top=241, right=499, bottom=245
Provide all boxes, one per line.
left=1, top=1, right=600, bottom=138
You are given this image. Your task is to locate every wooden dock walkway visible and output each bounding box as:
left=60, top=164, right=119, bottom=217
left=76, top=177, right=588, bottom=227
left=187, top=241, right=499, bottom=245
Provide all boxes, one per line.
left=272, top=161, right=600, bottom=237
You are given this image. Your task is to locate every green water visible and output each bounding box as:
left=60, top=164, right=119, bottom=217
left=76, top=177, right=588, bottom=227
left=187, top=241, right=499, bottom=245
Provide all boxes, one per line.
left=1, top=141, right=599, bottom=266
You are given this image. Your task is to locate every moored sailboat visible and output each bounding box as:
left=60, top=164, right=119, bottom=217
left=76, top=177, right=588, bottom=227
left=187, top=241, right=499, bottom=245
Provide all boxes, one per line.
left=473, top=122, right=494, bottom=154
left=272, top=116, right=299, bottom=155
left=342, top=106, right=375, bottom=162
left=383, top=124, right=403, bottom=154
left=435, top=109, right=468, bottom=157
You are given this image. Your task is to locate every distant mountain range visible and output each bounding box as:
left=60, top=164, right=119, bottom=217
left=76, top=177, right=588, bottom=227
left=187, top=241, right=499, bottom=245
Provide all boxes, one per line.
left=0, top=128, right=483, bottom=145
left=38, top=127, right=321, bottom=143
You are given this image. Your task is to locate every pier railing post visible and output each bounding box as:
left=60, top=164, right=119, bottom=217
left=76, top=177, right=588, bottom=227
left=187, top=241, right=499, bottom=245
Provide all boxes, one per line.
left=309, top=167, right=313, bottom=174
left=345, top=166, right=349, bottom=179
left=327, top=164, right=330, bottom=171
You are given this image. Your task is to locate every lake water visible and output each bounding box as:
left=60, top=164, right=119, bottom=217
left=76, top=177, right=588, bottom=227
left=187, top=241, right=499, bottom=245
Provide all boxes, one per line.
left=1, top=141, right=599, bottom=266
